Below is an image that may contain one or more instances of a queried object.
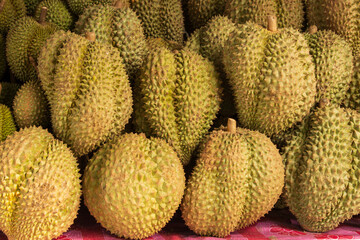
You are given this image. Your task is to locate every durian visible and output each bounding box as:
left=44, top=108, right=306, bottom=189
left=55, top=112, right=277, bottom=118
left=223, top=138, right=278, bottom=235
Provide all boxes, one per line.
left=0, top=103, right=15, bottom=140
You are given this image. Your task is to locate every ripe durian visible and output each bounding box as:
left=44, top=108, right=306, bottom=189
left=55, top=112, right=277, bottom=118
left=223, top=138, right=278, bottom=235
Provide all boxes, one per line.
left=345, top=57, right=360, bottom=111
left=284, top=100, right=360, bottom=232
left=0, top=104, right=15, bottom=140
left=134, top=44, right=221, bottom=166
left=38, top=31, right=133, bottom=157
left=0, top=126, right=81, bottom=240
left=6, top=9, right=58, bottom=82
left=83, top=133, right=185, bottom=239
left=0, top=82, right=19, bottom=108
left=34, top=0, right=74, bottom=31
left=0, top=0, right=26, bottom=33
left=224, top=0, right=304, bottom=29
left=223, top=16, right=316, bottom=137
left=75, top=1, right=147, bottom=75
left=306, top=26, right=353, bottom=105
left=13, top=80, right=50, bottom=128
left=181, top=119, right=284, bottom=237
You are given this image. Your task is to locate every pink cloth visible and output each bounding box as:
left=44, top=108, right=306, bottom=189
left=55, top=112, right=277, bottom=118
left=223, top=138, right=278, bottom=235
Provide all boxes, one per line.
left=1, top=208, right=360, bottom=240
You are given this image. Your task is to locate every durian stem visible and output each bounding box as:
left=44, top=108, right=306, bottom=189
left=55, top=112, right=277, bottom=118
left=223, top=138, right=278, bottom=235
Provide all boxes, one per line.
left=309, top=25, right=318, bottom=34
left=227, top=118, right=237, bottom=133
left=39, top=7, right=47, bottom=24
left=267, top=15, right=277, bottom=32
left=0, top=0, right=5, bottom=13
left=85, top=32, right=96, bottom=42
left=29, top=56, right=39, bottom=75
left=114, top=0, right=130, bottom=9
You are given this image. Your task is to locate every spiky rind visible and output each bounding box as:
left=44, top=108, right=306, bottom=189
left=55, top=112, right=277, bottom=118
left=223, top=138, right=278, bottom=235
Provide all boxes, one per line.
left=0, top=104, right=16, bottom=141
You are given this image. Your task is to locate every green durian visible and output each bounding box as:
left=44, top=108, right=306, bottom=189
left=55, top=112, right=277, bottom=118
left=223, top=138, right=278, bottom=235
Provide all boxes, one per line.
left=134, top=45, right=221, bottom=166
left=6, top=13, right=58, bottom=82
left=13, top=80, right=50, bottom=128
left=223, top=16, right=316, bottom=137
left=38, top=31, right=133, bottom=157
left=181, top=119, right=284, bottom=237
left=0, top=126, right=81, bottom=240
left=0, top=104, right=15, bottom=140
left=66, top=0, right=113, bottom=16
left=0, top=0, right=26, bottom=33
left=284, top=100, right=360, bottom=232
left=83, top=133, right=185, bottom=239
left=75, top=1, right=147, bottom=75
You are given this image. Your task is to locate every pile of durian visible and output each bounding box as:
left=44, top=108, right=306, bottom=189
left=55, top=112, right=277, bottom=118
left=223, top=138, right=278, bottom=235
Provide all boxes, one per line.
left=0, top=0, right=359, bottom=239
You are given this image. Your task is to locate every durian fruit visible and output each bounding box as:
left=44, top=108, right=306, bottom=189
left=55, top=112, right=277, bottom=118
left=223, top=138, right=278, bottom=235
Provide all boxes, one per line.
left=305, top=26, right=353, bottom=105
left=224, top=0, right=304, bottom=29
left=305, top=0, right=360, bottom=57
left=0, top=126, right=81, bottom=240
left=0, top=0, right=26, bottom=33
left=66, top=0, right=112, bottom=16
left=13, top=80, right=50, bottom=129
left=134, top=44, right=222, bottom=166
left=130, top=0, right=185, bottom=44
left=38, top=31, right=133, bottom=157
left=186, top=0, right=226, bottom=30
left=34, top=0, right=74, bottom=31
left=0, top=104, right=15, bottom=140
left=223, top=16, right=316, bottom=137
left=181, top=119, right=284, bottom=237
left=345, top=57, right=360, bottom=111
left=6, top=9, right=58, bottom=82
left=0, top=82, right=19, bottom=108
left=75, top=1, right=147, bottom=75
left=284, top=100, right=360, bottom=232
left=83, top=133, right=185, bottom=239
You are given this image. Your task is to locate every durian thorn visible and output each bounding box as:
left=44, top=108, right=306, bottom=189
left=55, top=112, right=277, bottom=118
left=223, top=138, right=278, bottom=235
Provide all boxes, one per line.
left=114, top=0, right=130, bottom=9
left=267, top=15, right=277, bottom=32
left=39, top=7, right=48, bottom=24
left=0, top=0, right=5, bottom=13
left=29, top=56, right=39, bottom=75
left=227, top=118, right=237, bottom=133
left=309, top=25, right=318, bottom=34
left=85, top=32, right=96, bottom=42
left=319, top=98, right=330, bottom=108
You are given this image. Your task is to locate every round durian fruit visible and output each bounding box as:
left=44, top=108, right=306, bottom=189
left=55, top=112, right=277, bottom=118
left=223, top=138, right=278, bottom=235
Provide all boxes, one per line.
left=0, top=82, right=20, bottom=109
left=0, top=104, right=16, bottom=140
left=305, top=26, right=353, bottom=105
left=223, top=16, right=317, bottom=137
left=0, top=0, right=26, bottom=33
left=75, top=1, right=147, bottom=76
left=66, top=0, right=112, bottom=16
left=186, top=0, right=226, bottom=30
left=6, top=10, right=58, bottom=82
left=306, top=0, right=360, bottom=57
left=283, top=100, right=360, bottom=232
left=0, top=126, right=81, bottom=240
left=83, top=133, right=185, bottom=240
left=130, top=0, right=185, bottom=44
left=38, top=31, right=133, bottom=157
left=134, top=44, right=222, bottom=166
left=13, top=80, right=50, bottom=129
left=224, top=0, right=304, bottom=29
left=181, top=119, right=284, bottom=237
left=34, top=0, right=74, bottom=31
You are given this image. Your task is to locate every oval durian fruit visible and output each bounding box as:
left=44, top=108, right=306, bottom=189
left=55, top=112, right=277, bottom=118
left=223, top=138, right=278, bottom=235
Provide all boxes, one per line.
left=34, top=0, right=74, bottom=31
left=6, top=10, right=58, bottom=82
left=223, top=16, right=316, bottom=137
left=284, top=100, right=360, bottom=232
left=305, top=26, right=353, bottom=105
left=0, top=104, right=16, bottom=140
left=0, top=0, right=26, bottom=33
left=38, top=31, right=133, bottom=157
left=0, top=126, right=81, bottom=240
left=134, top=44, right=222, bottom=166
left=83, top=133, right=185, bottom=240
left=13, top=80, right=50, bottom=129
left=181, top=119, right=284, bottom=237
left=75, top=1, right=147, bottom=76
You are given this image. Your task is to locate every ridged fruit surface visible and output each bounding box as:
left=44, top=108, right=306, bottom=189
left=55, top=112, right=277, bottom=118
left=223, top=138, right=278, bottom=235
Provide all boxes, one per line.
left=0, top=104, right=16, bottom=140
left=0, top=0, right=26, bottom=33
left=83, top=133, right=185, bottom=240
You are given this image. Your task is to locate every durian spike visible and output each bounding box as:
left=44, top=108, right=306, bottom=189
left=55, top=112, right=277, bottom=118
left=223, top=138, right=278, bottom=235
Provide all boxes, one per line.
left=309, top=25, right=318, bottom=34
left=267, top=15, right=277, bottom=32
left=227, top=118, right=237, bottom=133
left=39, top=7, right=48, bottom=24
left=0, top=0, right=5, bottom=13
left=319, top=98, right=330, bottom=108
left=29, top=56, right=39, bottom=75
left=85, top=32, right=96, bottom=42
left=114, top=0, right=130, bottom=9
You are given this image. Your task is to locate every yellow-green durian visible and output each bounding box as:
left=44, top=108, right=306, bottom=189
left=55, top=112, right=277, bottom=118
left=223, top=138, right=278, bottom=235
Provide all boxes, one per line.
left=0, top=0, right=26, bottom=33
left=0, top=104, right=15, bottom=140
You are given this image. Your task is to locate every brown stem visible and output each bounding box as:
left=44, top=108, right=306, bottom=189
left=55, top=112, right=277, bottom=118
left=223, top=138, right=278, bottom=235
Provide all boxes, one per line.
left=114, top=0, right=130, bottom=9
left=267, top=15, right=277, bottom=32
left=227, top=118, right=237, bottom=133
left=39, top=7, right=47, bottom=24
left=0, top=0, right=5, bottom=13
left=85, top=32, right=96, bottom=42
left=309, top=25, right=318, bottom=34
